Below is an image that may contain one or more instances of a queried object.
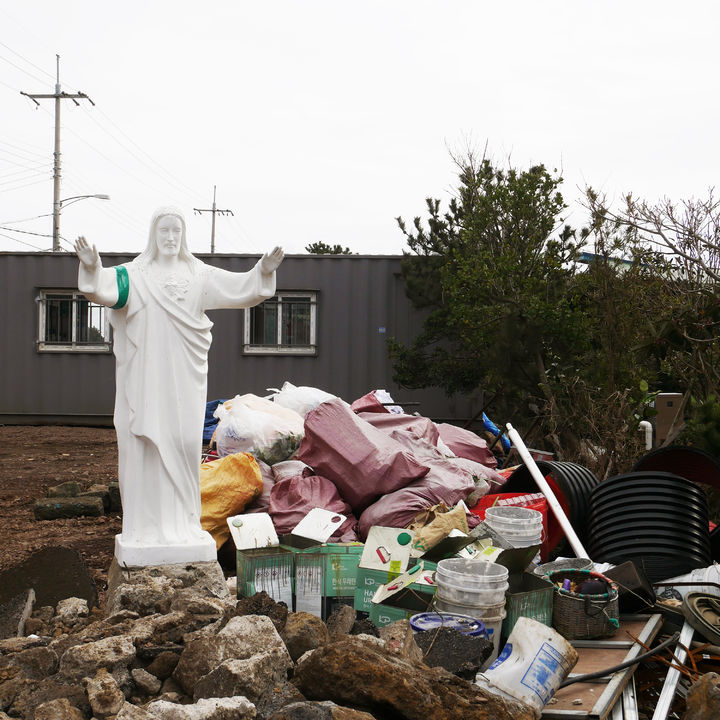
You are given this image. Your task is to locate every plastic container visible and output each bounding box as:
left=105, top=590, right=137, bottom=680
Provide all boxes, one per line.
left=475, top=616, right=578, bottom=714
left=657, top=563, right=720, bottom=599
left=479, top=611, right=506, bottom=670
left=435, top=594, right=506, bottom=617
left=485, top=505, right=543, bottom=532
left=435, top=575, right=508, bottom=606
left=409, top=612, right=486, bottom=637
left=435, top=558, right=509, bottom=588
left=534, top=557, right=593, bottom=576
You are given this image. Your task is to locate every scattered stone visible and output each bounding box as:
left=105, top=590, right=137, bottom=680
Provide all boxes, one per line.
left=174, top=615, right=291, bottom=696
left=46, top=482, right=81, bottom=498
left=235, top=591, right=289, bottom=633
left=146, top=695, right=256, bottom=719
left=78, top=484, right=111, bottom=511
left=108, top=482, right=122, bottom=512
left=255, top=681, right=306, bottom=719
left=0, top=547, right=98, bottom=611
left=131, top=667, right=162, bottom=695
left=83, top=668, right=125, bottom=718
left=267, top=700, right=377, bottom=719
left=33, top=697, right=84, bottom=720
left=58, top=634, right=136, bottom=680
left=349, top=618, right=378, bottom=637
left=281, top=612, right=330, bottom=662
left=116, top=702, right=155, bottom=719
left=194, top=647, right=293, bottom=703
left=294, top=637, right=536, bottom=720
left=146, top=650, right=181, bottom=680
left=414, top=627, right=492, bottom=679
left=14, top=646, right=59, bottom=679
left=34, top=496, right=105, bottom=520
left=0, top=589, right=35, bottom=640
left=54, top=598, right=89, bottom=627
left=325, top=604, right=356, bottom=639
left=377, top=620, right=423, bottom=663
left=684, top=671, right=720, bottom=720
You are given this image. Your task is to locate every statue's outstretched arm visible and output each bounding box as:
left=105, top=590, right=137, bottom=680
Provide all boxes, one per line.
left=259, top=246, right=284, bottom=274
left=74, top=236, right=119, bottom=308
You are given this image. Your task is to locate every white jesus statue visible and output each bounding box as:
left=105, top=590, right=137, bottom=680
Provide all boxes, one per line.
left=75, top=206, right=284, bottom=567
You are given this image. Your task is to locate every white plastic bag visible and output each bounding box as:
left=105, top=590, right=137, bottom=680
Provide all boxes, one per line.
left=214, top=394, right=304, bottom=464
left=267, top=381, right=336, bottom=417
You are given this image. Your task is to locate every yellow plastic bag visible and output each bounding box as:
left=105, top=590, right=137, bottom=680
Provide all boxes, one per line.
left=200, top=452, right=263, bottom=549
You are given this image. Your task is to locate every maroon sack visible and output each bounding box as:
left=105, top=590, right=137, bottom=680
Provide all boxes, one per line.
left=243, top=459, right=275, bottom=515
left=436, top=423, right=498, bottom=468
left=357, top=431, right=476, bottom=540
left=269, top=474, right=358, bottom=541
left=296, top=398, right=430, bottom=512
left=357, top=412, right=440, bottom=446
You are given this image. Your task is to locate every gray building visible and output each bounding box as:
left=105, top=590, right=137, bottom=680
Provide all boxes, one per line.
left=0, top=252, right=480, bottom=426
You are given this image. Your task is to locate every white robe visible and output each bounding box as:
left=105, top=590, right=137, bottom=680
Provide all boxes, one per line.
left=83, top=258, right=275, bottom=566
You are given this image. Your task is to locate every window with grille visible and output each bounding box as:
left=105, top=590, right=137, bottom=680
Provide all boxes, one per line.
left=244, top=292, right=317, bottom=355
left=37, top=290, right=111, bottom=352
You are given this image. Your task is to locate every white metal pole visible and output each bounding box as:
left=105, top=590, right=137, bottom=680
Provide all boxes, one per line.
left=505, top=423, right=590, bottom=559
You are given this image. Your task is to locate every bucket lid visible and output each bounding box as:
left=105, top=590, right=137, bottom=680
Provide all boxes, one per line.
left=409, top=612, right=486, bottom=636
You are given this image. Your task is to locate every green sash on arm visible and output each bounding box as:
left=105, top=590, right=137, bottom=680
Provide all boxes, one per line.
left=112, top=266, right=129, bottom=309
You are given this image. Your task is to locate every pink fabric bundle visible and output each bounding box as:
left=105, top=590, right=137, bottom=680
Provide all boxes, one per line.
left=357, top=431, right=476, bottom=540
left=269, top=474, right=358, bottom=541
left=435, top=422, right=498, bottom=468
left=296, top=399, right=429, bottom=512
left=357, top=412, right=440, bottom=446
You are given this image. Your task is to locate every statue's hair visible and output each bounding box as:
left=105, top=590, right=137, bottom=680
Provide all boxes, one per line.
left=135, top=206, right=202, bottom=270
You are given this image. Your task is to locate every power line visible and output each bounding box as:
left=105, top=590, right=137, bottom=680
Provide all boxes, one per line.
left=21, top=55, right=95, bottom=251
left=0, top=230, right=44, bottom=251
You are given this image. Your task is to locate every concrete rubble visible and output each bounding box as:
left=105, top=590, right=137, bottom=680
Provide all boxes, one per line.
left=0, top=566, right=534, bottom=720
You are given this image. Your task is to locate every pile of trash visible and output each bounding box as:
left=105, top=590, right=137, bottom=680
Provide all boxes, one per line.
left=199, top=383, right=506, bottom=552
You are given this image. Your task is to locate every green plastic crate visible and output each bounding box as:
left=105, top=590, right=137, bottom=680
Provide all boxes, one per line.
left=236, top=547, right=294, bottom=607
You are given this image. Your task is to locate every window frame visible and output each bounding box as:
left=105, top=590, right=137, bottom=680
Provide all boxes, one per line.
left=243, top=291, right=318, bottom=356
left=36, top=289, right=112, bottom=353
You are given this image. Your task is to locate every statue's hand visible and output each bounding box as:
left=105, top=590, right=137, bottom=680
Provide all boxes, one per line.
left=74, top=236, right=100, bottom=270
left=260, top=246, right=284, bottom=274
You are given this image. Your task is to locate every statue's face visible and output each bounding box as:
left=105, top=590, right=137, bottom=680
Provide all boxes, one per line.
left=155, top=215, right=183, bottom=257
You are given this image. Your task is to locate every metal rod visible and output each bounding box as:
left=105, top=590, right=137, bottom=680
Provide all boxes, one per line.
left=505, top=423, right=589, bottom=558
left=651, top=620, right=694, bottom=720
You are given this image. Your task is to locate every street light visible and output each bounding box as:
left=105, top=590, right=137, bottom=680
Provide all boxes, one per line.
left=53, top=194, right=110, bottom=252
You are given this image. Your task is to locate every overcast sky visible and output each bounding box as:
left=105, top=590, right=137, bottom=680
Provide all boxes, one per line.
left=1, top=1, right=718, bottom=257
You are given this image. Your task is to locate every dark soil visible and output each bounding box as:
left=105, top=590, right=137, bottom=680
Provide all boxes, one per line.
left=0, top=425, right=121, bottom=604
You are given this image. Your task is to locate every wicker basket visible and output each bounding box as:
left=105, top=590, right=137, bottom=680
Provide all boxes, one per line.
left=547, top=569, right=619, bottom=640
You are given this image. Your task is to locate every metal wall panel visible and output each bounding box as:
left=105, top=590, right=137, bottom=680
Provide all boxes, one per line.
left=0, top=252, right=480, bottom=424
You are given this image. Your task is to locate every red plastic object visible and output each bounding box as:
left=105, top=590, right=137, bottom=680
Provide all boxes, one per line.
left=469, top=487, right=569, bottom=562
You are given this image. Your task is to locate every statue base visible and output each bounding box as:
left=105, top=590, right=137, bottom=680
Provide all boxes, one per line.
left=114, top=532, right=217, bottom=567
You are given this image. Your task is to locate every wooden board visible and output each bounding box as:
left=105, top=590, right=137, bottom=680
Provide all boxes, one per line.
left=541, top=614, right=662, bottom=719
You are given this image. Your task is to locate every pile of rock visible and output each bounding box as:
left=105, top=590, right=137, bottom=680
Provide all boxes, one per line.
left=33, top=482, right=121, bottom=521
left=0, top=561, right=534, bottom=720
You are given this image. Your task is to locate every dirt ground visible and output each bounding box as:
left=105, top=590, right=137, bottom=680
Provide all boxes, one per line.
left=0, top=425, right=121, bottom=602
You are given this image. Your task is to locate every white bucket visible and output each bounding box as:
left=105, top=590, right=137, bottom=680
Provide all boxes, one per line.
left=436, top=558, right=509, bottom=588
left=479, top=611, right=506, bottom=670
left=485, top=506, right=543, bottom=532
left=435, top=576, right=508, bottom=606
left=435, top=595, right=506, bottom=617
left=657, top=562, right=720, bottom=600
left=475, top=616, right=578, bottom=715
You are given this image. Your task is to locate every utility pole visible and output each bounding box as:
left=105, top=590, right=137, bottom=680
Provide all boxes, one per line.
left=21, top=55, right=95, bottom=251
left=194, top=185, right=234, bottom=253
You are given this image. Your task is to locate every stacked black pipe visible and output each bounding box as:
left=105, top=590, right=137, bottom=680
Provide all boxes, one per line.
left=502, top=461, right=600, bottom=547
left=587, top=471, right=711, bottom=582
